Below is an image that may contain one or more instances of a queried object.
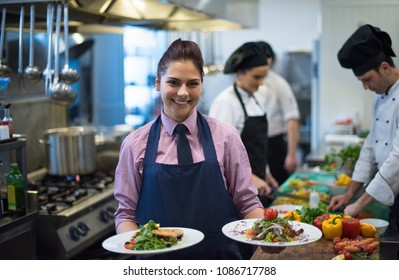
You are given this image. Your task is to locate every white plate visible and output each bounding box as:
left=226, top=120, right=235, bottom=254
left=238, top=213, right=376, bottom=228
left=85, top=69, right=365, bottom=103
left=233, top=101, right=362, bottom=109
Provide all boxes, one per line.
left=222, top=219, right=322, bottom=247
left=270, top=204, right=303, bottom=217
left=102, top=227, right=204, bottom=256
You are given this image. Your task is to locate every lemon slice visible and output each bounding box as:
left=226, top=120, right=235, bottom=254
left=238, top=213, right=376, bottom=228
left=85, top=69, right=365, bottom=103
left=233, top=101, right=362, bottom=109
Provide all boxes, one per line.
left=332, top=254, right=345, bottom=260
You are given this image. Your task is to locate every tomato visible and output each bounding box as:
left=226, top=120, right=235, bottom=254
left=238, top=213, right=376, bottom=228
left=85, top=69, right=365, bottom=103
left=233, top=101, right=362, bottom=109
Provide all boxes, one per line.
left=332, top=236, right=342, bottom=245
left=362, top=245, right=374, bottom=255
left=343, top=251, right=353, bottom=260
left=264, top=208, right=278, bottom=220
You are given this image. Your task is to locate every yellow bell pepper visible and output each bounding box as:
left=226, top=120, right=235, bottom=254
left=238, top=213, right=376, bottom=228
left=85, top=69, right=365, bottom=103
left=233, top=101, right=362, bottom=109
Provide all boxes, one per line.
left=284, top=210, right=301, bottom=221
left=322, top=216, right=343, bottom=240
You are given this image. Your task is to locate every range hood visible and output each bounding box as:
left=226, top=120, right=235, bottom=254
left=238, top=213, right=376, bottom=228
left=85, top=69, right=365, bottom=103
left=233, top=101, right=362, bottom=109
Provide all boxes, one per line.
left=1, top=0, right=259, bottom=32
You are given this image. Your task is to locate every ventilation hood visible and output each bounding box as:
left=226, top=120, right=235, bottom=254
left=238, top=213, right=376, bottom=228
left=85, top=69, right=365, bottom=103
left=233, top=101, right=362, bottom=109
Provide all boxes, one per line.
left=2, top=0, right=259, bottom=32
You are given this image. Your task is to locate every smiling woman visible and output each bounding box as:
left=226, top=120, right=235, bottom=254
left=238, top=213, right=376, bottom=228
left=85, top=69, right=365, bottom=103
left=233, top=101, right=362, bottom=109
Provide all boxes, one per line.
left=113, top=38, right=266, bottom=260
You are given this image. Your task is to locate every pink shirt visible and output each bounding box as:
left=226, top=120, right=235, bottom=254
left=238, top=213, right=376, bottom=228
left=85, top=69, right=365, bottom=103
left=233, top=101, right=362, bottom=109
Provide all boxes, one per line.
left=113, top=110, right=263, bottom=228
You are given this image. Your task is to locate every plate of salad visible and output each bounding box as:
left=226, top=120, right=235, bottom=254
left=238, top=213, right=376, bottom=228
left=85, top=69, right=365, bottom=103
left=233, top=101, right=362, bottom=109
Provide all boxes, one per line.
left=102, top=220, right=204, bottom=256
left=222, top=218, right=322, bottom=247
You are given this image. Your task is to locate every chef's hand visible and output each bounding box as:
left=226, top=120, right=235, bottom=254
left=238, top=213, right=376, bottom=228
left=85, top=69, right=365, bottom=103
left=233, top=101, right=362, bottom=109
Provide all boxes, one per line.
left=327, top=194, right=350, bottom=212
left=343, top=202, right=362, bottom=217
left=284, top=153, right=297, bottom=174
left=265, top=171, right=279, bottom=189
left=251, top=174, right=273, bottom=196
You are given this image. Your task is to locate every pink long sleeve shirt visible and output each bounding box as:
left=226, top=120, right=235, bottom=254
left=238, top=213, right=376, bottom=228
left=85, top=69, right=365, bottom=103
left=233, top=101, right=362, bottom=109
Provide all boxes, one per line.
left=113, top=110, right=263, bottom=229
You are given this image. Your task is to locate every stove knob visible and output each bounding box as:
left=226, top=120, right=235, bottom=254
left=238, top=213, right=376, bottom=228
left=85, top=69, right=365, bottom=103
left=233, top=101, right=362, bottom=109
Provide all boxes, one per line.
left=69, top=226, right=80, bottom=241
left=77, top=222, right=90, bottom=236
left=99, top=210, right=109, bottom=223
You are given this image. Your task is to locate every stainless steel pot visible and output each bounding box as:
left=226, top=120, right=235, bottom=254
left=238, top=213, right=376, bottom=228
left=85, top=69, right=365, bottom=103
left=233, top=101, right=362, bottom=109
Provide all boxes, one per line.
left=43, top=126, right=96, bottom=176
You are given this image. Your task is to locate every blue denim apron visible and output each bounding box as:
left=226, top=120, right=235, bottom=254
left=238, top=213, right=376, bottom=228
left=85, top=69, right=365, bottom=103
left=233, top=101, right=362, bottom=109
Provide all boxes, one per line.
left=136, top=112, right=242, bottom=259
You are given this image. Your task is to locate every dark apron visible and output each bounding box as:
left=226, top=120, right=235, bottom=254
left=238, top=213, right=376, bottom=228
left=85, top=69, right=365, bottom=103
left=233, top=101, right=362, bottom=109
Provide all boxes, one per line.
left=267, top=134, right=289, bottom=185
left=233, top=84, right=268, bottom=181
left=233, top=84, right=269, bottom=258
left=136, top=112, right=241, bottom=260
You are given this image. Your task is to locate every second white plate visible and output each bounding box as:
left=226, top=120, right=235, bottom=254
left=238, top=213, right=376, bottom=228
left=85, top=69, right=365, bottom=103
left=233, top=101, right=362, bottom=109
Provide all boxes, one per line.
left=222, top=219, right=322, bottom=247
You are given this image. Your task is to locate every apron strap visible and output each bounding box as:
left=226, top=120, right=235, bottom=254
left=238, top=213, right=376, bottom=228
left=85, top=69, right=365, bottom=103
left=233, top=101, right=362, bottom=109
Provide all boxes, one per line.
left=143, top=116, right=161, bottom=164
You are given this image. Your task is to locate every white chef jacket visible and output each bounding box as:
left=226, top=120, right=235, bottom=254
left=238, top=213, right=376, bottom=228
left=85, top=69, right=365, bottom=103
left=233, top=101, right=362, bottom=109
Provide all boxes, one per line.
left=208, top=85, right=267, bottom=134
left=261, top=70, right=300, bottom=137
left=352, top=79, right=399, bottom=206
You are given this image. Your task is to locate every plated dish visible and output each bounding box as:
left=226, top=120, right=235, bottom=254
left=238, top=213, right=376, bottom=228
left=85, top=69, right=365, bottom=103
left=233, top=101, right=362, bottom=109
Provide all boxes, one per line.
left=102, top=227, right=204, bottom=256
left=222, top=219, right=322, bottom=247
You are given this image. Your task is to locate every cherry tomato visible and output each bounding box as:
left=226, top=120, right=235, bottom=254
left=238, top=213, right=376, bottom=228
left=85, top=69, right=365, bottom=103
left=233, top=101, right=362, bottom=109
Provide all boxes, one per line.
left=333, top=236, right=342, bottom=245
left=264, top=208, right=278, bottom=220
left=343, top=251, right=353, bottom=260
left=362, top=245, right=374, bottom=254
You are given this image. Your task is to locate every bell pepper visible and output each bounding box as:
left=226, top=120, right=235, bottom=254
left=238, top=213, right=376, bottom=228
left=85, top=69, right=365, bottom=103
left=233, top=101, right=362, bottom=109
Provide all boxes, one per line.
left=322, top=216, right=343, bottom=240
left=284, top=210, right=301, bottom=221
left=313, top=213, right=330, bottom=232
left=342, top=217, right=360, bottom=239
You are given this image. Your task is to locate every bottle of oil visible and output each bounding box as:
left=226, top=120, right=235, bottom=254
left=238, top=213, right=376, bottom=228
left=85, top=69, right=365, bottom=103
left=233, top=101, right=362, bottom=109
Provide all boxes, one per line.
left=0, top=160, right=7, bottom=218
left=7, top=163, right=25, bottom=215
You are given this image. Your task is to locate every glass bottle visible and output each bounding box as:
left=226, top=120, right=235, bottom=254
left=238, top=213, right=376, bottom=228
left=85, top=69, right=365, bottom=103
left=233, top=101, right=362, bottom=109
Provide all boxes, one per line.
left=2, top=103, right=13, bottom=138
left=7, top=163, right=25, bottom=215
left=0, top=160, right=7, bottom=217
left=309, top=187, right=320, bottom=209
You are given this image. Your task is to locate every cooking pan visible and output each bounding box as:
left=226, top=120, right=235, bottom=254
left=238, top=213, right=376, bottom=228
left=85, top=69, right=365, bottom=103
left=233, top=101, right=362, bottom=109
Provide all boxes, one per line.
left=41, top=126, right=97, bottom=176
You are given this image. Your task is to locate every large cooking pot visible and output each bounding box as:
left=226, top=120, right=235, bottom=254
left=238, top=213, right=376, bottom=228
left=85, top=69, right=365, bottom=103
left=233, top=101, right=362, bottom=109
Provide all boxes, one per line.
left=43, top=126, right=97, bottom=176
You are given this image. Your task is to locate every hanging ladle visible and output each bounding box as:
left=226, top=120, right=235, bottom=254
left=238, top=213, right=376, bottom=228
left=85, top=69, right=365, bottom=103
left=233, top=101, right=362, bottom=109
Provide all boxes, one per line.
left=24, top=4, right=42, bottom=83
left=0, top=7, right=12, bottom=78
left=49, top=3, right=76, bottom=104
left=18, top=5, right=26, bottom=93
left=59, top=1, right=79, bottom=84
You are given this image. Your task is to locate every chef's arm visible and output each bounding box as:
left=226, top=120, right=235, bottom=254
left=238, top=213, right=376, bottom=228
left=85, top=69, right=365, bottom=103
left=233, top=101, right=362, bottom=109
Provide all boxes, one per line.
left=344, top=191, right=374, bottom=217
left=116, top=221, right=139, bottom=234
left=328, top=180, right=364, bottom=211
left=285, top=118, right=299, bottom=173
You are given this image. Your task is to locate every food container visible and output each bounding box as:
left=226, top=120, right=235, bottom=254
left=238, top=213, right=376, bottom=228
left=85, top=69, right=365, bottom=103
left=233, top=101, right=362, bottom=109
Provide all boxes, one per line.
left=42, top=126, right=97, bottom=175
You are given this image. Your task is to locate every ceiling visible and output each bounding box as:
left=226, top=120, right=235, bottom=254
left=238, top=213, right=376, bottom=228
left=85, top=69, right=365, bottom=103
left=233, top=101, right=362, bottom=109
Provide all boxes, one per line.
left=1, top=0, right=259, bottom=32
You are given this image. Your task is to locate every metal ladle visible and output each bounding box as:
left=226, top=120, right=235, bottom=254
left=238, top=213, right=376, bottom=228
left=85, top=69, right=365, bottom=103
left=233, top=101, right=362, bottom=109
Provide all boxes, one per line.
left=18, top=5, right=26, bottom=93
left=59, top=2, right=79, bottom=84
left=49, top=3, right=76, bottom=104
left=24, top=4, right=42, bottom=83
left=0, top=7, right=12, bottom=78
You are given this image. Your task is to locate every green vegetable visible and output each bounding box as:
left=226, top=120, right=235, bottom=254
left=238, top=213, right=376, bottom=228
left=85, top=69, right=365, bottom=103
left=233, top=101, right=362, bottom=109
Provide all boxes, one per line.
left=298, top=205, right=326, bottom=224
left=133, top=220, right=178, bottom=250
left=322, top=145, right=361, bottom=173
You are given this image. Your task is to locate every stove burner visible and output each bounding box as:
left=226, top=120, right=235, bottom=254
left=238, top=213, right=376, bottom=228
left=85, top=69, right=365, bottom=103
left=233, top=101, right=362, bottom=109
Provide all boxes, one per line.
left=29, top=171, right=115, bottom=215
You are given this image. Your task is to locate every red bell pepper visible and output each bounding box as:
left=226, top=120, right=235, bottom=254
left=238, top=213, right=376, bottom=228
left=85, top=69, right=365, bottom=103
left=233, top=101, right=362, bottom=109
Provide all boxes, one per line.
left=313, top=213, right=330, bottom=232
left=342, top=217, right=360, bottom=239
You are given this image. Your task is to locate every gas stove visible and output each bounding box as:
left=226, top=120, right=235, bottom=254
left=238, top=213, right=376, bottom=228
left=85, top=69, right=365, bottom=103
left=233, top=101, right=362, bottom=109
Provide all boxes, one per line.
left=28, top=168, right=118, bottom=259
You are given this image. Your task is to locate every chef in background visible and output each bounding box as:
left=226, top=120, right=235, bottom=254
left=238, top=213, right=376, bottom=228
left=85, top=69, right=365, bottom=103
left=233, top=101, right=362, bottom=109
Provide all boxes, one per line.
left=328, top=24, right=399, bottom=228
left=209, top=42, right=279, bottom=208
left=257, top=41, right=300, bottom=185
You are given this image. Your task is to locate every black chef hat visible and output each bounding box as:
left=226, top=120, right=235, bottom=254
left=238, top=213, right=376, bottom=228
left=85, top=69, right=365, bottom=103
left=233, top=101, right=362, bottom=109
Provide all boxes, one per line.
left=337, top=24, right=396, bottom=76
left=257, top=41, right=275, bottom=61
left=223, top=42, right=268, bottom=74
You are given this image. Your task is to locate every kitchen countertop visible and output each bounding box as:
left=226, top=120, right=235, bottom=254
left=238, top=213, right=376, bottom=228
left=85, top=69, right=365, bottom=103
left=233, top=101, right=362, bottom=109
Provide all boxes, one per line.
left=251, top=238, right=335, bottom=260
